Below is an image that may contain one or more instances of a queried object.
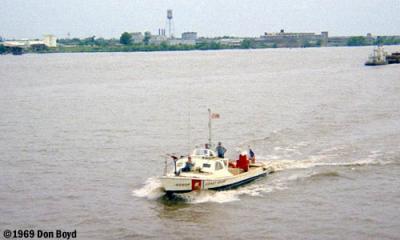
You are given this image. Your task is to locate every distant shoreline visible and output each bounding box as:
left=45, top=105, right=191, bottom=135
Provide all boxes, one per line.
left=3, top=31, right=400, bottom=55
left=1, top=42, right=400, bottom=55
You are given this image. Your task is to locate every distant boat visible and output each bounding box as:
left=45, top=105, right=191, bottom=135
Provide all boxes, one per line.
left=386, top=52, right=400, bottom=64
left=365, top=46, right=388, bottom=66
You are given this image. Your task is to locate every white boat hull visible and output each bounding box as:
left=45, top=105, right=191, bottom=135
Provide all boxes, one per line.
left=160, top=165, right=273, bottom=194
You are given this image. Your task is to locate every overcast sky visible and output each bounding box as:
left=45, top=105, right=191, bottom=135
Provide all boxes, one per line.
left=1, top=0, right=399, bottom=39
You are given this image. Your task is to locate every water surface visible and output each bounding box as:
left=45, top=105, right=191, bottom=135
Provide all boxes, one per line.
left=1, top=47, right=400, bottom=239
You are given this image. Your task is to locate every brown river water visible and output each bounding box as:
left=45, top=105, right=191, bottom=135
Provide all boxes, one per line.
left=1, top=46, right=400, bottom=239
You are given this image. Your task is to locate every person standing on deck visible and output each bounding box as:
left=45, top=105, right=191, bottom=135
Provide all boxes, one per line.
left=248, top=146, right=255, bottom=163
left=216, top=142, right=227, bottom=158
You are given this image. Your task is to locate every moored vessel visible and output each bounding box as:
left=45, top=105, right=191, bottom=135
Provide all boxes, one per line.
left=386, top=52, right=400, bottom=64
left=365, top=46, right=388, bottom=66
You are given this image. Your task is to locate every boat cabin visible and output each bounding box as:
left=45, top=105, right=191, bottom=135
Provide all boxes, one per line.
left=191, top=148, right=217, bottom=158
left=172, top=148, right=231, bottom=176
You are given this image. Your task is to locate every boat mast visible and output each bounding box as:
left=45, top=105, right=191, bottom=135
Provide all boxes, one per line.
left=208, top=108, right=212, bottom=148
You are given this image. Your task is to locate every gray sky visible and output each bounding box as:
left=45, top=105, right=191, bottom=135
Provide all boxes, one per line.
left=1, top=0, right=399, bottom=39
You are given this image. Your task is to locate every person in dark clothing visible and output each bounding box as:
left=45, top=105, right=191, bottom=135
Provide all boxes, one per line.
left=181, top=157, right=193, bottom=172
left=216, top=142, right=227, bottom=158
left=248, top=146, right=255, bottom=163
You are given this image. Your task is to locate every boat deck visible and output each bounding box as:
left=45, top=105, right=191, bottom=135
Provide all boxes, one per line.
left=179, top=164, right=272, bottom=178
left=229, top=163, right=273, bottom=175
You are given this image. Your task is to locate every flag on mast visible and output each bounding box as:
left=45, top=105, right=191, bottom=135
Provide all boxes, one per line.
left=211, top=112, right=220, bottom=119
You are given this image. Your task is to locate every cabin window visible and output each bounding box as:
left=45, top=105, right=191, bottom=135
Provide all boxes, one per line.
left=194, top=149, right=204, bottom=155
left=215, top=162, right=223, bottom=170
left=194, top=149, right=209, bottom=156
left=202, top=163, right=211, bottom=168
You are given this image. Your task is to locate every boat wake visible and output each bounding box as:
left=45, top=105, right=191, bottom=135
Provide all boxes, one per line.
left=132, top=177, right=165, bottom=200
left=132, top=153, right=392, bottom=204
left=132, top=177, right=287, bottom=204
left=261, top=157, right=390, bottom=172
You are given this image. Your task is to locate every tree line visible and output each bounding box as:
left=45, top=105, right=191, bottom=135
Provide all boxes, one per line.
left=2, top=32, right=400, bottom=55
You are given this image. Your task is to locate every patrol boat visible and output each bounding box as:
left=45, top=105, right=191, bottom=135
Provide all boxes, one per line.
left=160, top=148, right=274, bottom=195
left=160, top=109, right=274, bottom=195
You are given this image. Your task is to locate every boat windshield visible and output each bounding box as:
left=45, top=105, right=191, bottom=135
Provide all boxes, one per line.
left=192, top=148, right=216, bottom=157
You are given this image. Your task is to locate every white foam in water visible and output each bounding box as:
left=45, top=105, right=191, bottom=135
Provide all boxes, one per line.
left=187, top=190, right=241, bottom=204
left=132, top=177, right=164, bottom=200
left=184, top=181, right=287, bottom=204
left=260, top=158, right=319, bottom=171
left=258, top=152, right=390, bottom=172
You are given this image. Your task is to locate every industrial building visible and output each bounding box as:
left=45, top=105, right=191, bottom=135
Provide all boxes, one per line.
left=148, top=29, right=168, bottom=45
left=43, top=35, right=57, bottom=47
left=218, top=38, right=242, bottom=47
left=181, top=32, right=197, bottom=41
left=130, top=32, right=144, bottom=43
left=1, top=35, right=57, bottom=48
left=259, top=29, right=328, bottom=47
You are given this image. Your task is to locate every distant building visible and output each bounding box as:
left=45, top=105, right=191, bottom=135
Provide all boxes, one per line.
left=43, top=35, right=57, bottom=47
left=2, top=40, right=45, bottom=47
left=131, top=32, right=144, bottom=43
left=182, top=32, right=197, bottom=41
left=260, top=29, right=329, bottom=47
left=365, top=33, right=376, bottom=45
left=326, top=36, right=350, bottom=46
left=158, top=29, right=166, bottom=37
left=168, top=39, right=196, bottom=46
left=1, top=35, right=56, bottom=50
left=1, top=41, right=27, bottom=47
left=218, top=38, right=242, bottom=47
left=149, top=34, right=168, bottom=45
left=321, top=31, right=329, bottom=46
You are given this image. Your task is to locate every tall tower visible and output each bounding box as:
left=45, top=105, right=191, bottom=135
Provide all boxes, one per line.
left=167, top=9, right=174, bottom=38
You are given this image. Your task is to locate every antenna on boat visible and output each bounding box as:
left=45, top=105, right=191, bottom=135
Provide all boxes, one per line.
left=187, top=109, right=191, bottom=154
left=208, top=108, right=212, bottom=148
left=163, top=156, right=168, bottom=176
left=186, top=78, right=192, bottom=155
